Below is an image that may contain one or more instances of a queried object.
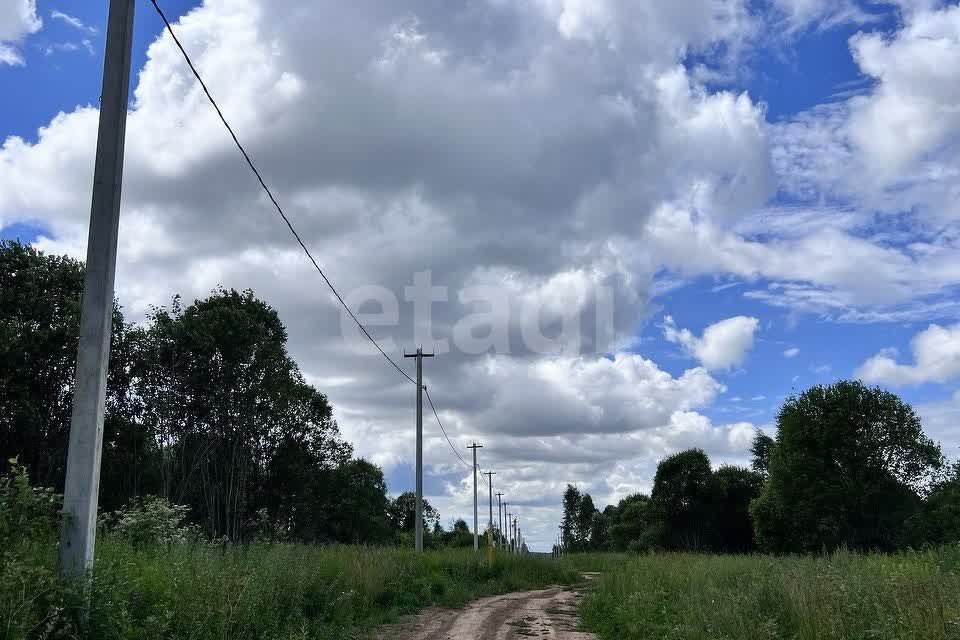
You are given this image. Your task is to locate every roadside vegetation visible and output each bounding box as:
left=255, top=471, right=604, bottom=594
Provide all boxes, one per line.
left=1, top=461, right=575, bottom=639
left=555, top=344, right=960, bottom=639
left=574, top=550, right=960, bottom=640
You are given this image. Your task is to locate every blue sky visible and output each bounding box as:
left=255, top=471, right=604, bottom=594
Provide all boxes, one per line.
left=3, top=0, right=960, bottom=548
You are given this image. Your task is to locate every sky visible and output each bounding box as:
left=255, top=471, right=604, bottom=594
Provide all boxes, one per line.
left=2, top=0, right=960, bottom=551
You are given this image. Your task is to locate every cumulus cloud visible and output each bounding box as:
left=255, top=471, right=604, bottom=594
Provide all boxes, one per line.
left=465, top=353, right=724, bottom=436
left=662, top=315, right=760, bottom=370
left=784, top=347, right=800, bottom=358
left=848, top=4, right=960, bottom=179
left=0, top=0, right=41, bottom=65
left=857, top=323, right=960, bottom=385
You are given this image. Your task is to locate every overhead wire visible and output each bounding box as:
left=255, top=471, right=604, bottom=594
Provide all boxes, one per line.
left=149, top=0, right=414, bottom=387
left=424, top=386, right=472, bottom=469
left=151, top=0, right=488, bottom=488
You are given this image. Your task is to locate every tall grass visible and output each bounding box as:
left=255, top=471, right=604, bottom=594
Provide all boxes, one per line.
left=3, top=539, right=577, bottom=640
left=575, top=549, right=960, bottom=640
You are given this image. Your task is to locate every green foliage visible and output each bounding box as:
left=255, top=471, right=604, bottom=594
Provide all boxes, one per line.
left=752, top=380, right=943, bottom=552
left=906, top=463, right=960, bottom=546
left=1, top=536, right=577, bottom=640
left=0, top=241, right=131, bottom=496
left=562, top=453, right=761, bottom=554
left=439, top=518, right=475, bottom=548
left=750, top=431, right=774, bottom=475
left=0, top=460, right=76, bottom=639
left=100, top=496, right=202, bottom=547
left=132, top=288, right=354, bottom=542
left=388, top=491, right=440, bottom=534
left=0, top=458, right=62, bottom=547
left=709, top=465, right=764, bottom=552
left=606, top=494, right=652, bottom=552
left=561, top=484, right=597, bottom=551
left=650, top=449, right=714, bottom=550
left=577, top=549, right=960, bottom=640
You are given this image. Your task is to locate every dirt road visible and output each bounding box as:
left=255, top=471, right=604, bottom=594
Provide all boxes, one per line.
left=370, top=584, right=597, bottom=640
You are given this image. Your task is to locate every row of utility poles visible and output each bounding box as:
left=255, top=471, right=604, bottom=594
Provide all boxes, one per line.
left=406, top=347, right=527, bottom=554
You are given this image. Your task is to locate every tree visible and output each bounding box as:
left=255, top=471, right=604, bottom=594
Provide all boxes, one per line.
left=1, top=243, right=397, bottom=547
left=709, top=465, right=763, bottom=552
left=589, top=510, right=609, bottom=550
left=751, top=381, right=943, bottom=552
left=750, top=431, right=774, bottom=476
left=388, top=491, right=440, bottom=534
left=906, top=463, right=960, bottom=546
left=132, top=288, right=352, bottom=542
left=324, top=459, right=393, bottom=544
left=650, top=449, right=713, bottom=550
left=561, top=484, right=581, bottom=549
left=0, top=241, right=139, bottom=502
left=576, top=493, right=598, bottom=550
left=441, top=518, right=475, bottom=547
left=606, top=493, right=651, bottom=551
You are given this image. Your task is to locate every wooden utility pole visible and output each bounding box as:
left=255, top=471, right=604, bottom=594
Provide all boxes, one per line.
left=59, top=0, right=136, bottom=579
left=404, top=347, right=434, bottom=552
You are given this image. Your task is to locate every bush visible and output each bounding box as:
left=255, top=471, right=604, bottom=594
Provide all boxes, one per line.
left=100, top=495, right=202, bottom=547
left=0, top=458, right=62, bottom=547
left=0, top=459, right=76, bottom=638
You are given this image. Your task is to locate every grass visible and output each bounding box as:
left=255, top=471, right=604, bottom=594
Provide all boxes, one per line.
left=2, top=538, right=578, bottom=640
left=571, top=549, right=960, bottom=640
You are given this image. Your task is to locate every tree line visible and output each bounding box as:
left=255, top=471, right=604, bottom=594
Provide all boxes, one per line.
left=0, top=241, right=461, bottom=546
left=561, top=381, right=959, bottom=554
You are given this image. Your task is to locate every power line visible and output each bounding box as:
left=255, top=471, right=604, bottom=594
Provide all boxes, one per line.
left=424, top=386, right=472, bottom=469
left=149, top=0, right=414, bottom=387
left=150, top=0, right=488, bottom=496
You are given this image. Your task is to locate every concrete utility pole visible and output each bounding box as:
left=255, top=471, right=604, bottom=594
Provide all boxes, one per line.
left=484, top=471, right=495, bottom=547
left=59, top=0, right=136, bottom=579
left=495, top=492, right=503, bottom=548
left=404, top=347, right=434, bottom=553
left=467, top=443, right=483, bottom=551
left=502, top=502, right=509, bottom=549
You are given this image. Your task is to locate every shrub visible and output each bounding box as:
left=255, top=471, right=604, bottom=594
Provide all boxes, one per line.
left=0, top=459, right=76, bottom=638
left=0, top=457, right=62, bottom=547
left=100, top=495, right=202, bottom=547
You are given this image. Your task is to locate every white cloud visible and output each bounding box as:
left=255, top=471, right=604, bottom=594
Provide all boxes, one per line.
left=0, top=0, right=41, bottom=65
left=918, top=390, right=960, bottom=458
left=50, top=9, right=95, bottom=34
left=663, top=315, right=760, bottom=370
left=858, top=323, right=960, bottom=385
left=784, top=347, right=800, bottom=358
left=848, top=4, right=960, bottom=179
left=467, top=353, right=724, bottom=436
left=772, top=0, right=880, bottom=32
